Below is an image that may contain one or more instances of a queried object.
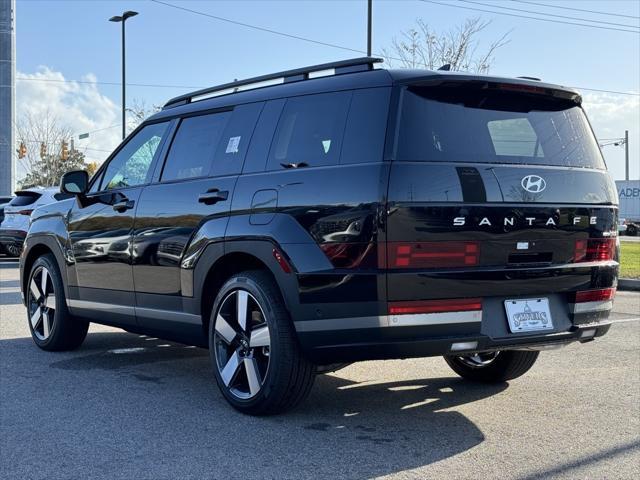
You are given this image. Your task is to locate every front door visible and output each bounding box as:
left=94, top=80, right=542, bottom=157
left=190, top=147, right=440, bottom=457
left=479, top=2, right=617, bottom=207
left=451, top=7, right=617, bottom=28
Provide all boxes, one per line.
left=66, top=121, right=171, bottom=326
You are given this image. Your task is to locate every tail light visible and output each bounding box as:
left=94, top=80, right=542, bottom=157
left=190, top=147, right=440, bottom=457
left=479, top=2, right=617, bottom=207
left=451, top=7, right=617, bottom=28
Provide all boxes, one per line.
left=574, top=238, right=615, bottom=262
left=17, top=209, right=34, bottom=216
left=389, top=298, right=482, bottom=315
left=574, top=288, right=616, bottom=303
left=387, top=241, right=479, bottom=269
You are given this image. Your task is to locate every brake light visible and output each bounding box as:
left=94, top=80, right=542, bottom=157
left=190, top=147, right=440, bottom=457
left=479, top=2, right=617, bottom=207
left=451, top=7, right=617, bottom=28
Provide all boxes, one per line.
left=387, top=241, right=479, bottom=268
left=17, top=209, right=34, bottom=216
left=574, top=238, right=615, bottom=262
left=495, top=82, right=547, bottom=95
left=389, top=298, right=482, bottom=315
left=574, top=288, right=616, bottom=303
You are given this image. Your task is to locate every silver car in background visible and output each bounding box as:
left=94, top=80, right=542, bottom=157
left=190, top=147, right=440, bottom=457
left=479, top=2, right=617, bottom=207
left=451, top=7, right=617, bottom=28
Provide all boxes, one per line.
left=0, top=187, right=71, bottom=257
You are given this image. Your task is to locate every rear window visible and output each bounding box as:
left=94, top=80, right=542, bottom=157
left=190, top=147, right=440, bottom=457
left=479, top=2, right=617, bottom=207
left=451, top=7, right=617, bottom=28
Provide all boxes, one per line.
left=9, top=192, right=42, bottom=207
left=396, top=87, right=605, bottom=169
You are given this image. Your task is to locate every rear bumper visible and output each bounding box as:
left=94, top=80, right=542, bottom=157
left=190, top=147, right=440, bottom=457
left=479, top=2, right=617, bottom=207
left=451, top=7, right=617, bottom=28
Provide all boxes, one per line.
left=300, top=321, right=611, bottom=363
left=295, top=291, right=614, bottom=363
left=0, top=229, right=26, bottom=246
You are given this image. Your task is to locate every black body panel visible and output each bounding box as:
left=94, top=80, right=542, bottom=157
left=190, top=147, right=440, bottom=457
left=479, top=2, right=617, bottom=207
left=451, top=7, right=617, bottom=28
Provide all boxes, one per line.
left=19, top=63, right=618, bottom=364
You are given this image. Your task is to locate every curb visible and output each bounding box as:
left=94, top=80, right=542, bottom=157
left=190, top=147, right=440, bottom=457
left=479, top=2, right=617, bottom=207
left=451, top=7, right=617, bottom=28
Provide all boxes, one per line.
left=619, top=279, right=640, bottom=292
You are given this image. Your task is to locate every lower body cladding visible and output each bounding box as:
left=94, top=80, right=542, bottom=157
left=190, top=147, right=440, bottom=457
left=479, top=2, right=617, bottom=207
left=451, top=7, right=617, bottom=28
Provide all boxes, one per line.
left=294, top=291, right=614, bottom=364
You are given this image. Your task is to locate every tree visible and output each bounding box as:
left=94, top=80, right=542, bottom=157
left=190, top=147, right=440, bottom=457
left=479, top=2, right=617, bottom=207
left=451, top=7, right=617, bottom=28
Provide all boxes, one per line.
left=127, top=99, right=161, bottom=132
left=382, top=17, right=510, bottom=73
left=20, top=149, right=88, bottom=189
left=16, top=111, right=92, bottom=188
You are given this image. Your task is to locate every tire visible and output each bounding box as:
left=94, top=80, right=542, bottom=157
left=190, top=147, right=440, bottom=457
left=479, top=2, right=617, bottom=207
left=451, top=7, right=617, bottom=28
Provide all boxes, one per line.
left=26, top=254, right=89, bottom=351
left=444, top=350, right=539, bottom=383
left=627, top=224, right=638, bottom=236
left=4, top=242, right=22, bottom=257
left=208, top=270, right=315, bottom=415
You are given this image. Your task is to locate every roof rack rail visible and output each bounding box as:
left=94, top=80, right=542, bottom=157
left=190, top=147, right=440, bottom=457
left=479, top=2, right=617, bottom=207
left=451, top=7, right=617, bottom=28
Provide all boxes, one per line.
left=163, top=57, right=383, bottom=109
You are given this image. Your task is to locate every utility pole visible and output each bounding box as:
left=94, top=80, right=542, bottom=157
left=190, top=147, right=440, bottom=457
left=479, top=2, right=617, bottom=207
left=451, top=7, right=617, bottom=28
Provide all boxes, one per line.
left=367, top=0, right=372, bottom=56
left=624, top=130, right=629, bottom=181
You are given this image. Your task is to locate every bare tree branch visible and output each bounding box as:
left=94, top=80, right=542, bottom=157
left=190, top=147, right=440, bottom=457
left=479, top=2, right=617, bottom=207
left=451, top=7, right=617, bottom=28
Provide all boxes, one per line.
left=383, top=16, right=510, bottom=73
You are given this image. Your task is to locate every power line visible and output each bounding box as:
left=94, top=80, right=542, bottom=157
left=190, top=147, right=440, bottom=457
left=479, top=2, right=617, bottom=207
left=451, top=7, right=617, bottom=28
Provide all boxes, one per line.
left=148, top=0, right=364, bottom=54
left=459, top=0, right=639, bottom=29
left=15, top=76, right=201, bottom=90
left=13, top=1, right=640, bottom=98
left=419, top=0, right=640, bottom=33
left=512, top=0, right=640, bottom=20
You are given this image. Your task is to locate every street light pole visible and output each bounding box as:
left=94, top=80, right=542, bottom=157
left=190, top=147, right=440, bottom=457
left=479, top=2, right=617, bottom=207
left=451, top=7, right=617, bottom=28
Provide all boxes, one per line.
left=367, top=0, right=372, bottom=56
left=624, top=130, right=629, bottom=181
left=109, top=11, right=138, bottom=140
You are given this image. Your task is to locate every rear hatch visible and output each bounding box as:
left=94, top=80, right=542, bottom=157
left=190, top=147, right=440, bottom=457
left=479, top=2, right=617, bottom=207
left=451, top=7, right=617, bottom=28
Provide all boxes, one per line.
left=386, top=80, right=618, bottom=303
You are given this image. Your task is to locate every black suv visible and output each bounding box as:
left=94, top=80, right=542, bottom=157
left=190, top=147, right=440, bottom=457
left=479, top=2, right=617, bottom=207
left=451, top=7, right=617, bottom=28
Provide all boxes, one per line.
left=20, top=58, right=619, bottom=414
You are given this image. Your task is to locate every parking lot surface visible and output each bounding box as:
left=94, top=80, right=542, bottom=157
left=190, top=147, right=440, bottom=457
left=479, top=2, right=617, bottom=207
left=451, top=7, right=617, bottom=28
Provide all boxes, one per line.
left=1, top=258, right=639, bottom=479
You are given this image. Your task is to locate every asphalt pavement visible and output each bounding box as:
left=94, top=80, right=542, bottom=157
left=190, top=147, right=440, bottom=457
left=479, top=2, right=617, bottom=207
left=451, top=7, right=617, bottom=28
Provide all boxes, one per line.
left=1, top=259, right=639, bottom=479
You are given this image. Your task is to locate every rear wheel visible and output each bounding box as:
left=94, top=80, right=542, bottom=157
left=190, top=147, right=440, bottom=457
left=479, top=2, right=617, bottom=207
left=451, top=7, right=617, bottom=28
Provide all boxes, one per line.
left=444, top=350, right=539, bottom=382
left=27, top=254, right=88, bottom=351
left=209, top=270, right=315, bottom=415
left=627, top=224, right=638, bottom=236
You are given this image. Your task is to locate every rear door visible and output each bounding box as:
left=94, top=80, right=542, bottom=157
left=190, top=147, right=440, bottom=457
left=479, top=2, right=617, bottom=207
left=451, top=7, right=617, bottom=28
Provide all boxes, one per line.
left=386, top=83, right=618, bottom=304
left=132, top=103, right=263, bottom=335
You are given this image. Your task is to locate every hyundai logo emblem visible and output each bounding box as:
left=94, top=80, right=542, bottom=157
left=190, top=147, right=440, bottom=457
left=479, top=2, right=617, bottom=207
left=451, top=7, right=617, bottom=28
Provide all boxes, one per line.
left=521, top=175, right=547, bottom=193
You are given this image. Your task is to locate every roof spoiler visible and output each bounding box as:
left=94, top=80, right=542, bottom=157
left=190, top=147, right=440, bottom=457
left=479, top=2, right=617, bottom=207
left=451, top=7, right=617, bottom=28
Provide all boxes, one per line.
left=404, top=75, right=582, bottom=105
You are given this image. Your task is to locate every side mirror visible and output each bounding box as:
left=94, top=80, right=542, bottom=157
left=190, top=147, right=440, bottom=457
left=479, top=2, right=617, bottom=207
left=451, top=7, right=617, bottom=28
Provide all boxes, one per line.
left=60, top=170, right=89, bottom=196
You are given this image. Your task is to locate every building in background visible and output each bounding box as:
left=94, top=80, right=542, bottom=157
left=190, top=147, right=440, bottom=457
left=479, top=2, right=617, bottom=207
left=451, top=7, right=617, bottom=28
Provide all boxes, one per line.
left=0, top=0, right=16, bottom=196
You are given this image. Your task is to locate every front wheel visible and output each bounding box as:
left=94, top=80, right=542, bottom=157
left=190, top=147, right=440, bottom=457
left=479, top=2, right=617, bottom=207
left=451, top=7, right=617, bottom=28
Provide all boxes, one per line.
left=27, top=254, right=89, bottom=351
left=444, top=350, right=539, bottom=383
left=209, top=270, right=315, bottom=415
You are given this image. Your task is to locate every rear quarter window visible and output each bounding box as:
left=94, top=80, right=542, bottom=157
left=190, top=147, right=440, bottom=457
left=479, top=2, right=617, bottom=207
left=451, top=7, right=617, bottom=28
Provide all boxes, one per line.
left=341, top=88, right=391, bottom=165
left=266, top=91, right=351, bottom=170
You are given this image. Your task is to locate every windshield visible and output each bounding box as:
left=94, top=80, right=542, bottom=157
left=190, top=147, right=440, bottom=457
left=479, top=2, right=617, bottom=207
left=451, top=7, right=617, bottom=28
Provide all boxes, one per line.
left=396, top=86, right=605, bottom=169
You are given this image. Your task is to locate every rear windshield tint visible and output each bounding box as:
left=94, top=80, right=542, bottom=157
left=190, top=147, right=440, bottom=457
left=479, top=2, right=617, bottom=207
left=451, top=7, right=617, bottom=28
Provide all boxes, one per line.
left=8, top=192, right=42, bottom=207
left=396, top=87, right=605, bottom=169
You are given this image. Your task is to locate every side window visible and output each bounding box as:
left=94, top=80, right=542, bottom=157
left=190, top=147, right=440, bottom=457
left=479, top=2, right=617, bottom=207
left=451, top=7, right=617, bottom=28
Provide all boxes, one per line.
left=341, top=88, right=391, bottom=164
left=266, top=91, right=351, bottom=170
left=100, top=122, right=169, bottom=191
left=161, top=112, right=231, bottom=182
left=211, top=102, right=263, bottom=177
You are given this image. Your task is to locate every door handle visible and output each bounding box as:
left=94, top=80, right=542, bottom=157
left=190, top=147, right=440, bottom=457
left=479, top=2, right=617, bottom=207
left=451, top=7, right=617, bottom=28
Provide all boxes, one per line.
left=113, top=199, right=135, bottom=212
left=198, top=188, right=229, bottom=205
left=280, top=162, right=308, bottom=169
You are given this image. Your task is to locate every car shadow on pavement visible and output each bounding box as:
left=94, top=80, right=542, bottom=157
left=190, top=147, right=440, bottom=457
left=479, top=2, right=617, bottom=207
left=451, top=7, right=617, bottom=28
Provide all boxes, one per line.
left=2, top=331, right=508, bottom=479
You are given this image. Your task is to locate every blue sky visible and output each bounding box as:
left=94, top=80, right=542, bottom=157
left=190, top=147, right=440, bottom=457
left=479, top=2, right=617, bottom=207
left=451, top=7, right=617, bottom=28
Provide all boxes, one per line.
left=14, top=0, right=640, bottom=179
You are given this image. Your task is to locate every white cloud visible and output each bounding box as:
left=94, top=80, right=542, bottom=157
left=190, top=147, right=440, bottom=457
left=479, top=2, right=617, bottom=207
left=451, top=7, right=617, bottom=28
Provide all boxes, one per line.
left=16, top=66, right=121, bottom=179
left=582, top=92, right=639, bottom=181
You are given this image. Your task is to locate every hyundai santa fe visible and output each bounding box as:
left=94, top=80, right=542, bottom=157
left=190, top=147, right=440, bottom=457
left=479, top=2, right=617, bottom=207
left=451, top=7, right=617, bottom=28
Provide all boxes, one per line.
left=20, top=58, right=619, bottom=415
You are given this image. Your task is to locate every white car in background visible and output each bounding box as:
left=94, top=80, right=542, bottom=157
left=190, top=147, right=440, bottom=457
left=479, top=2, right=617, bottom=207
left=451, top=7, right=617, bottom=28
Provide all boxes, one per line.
left=0, top=187, right=72, bottom=257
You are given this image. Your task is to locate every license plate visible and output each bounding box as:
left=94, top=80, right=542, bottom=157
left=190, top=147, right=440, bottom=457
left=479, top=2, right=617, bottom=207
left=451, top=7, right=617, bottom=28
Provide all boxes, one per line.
left=504, top=298, right=553, bottom=333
